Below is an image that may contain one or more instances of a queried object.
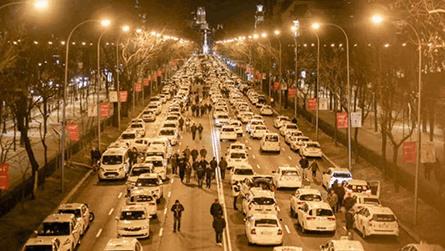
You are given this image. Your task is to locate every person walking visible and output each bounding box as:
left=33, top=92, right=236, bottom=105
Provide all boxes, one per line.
left=345, top=208, right=355, bottom=236
left=196, top=161, right=205, bottom=188
left=200, top=147, right=207, bottom=159
left=178, top=157, right=186, bottom=183
left=90, top=147, right=101, bottom=166
left=197, top=123, right=204, bottom=140
left=191, top=104, right=196, bottom=117
left=183, top=146, right=191, bottom=162
left=310, top=160, right=319, bottom=181
left=171, top=152, right=178, bottom=175
left=185, top=118, right=191, bottom=132
left=205, top=164, right=214, bottom=189
left=191, top=123, right=197, bottom=140
left=219, top=157, right=227, bottom=180
left=128, top=147, right=138, bottom=168
left=327, top=189, right=339, bottom=213
left=210, top=199, right=223, bottom=219
left=334, top=181, right=346, bottom=211
left=171, top=200, right=185, bottom=233
left=179, top=116, right=184, bottom=131
left=232, top=182, right=240, bottom=210
left=210, top=157, right=218, bottom=177
left=212, top=216, right=226, bottom=246
left=191, top=148, right=199, bottom=162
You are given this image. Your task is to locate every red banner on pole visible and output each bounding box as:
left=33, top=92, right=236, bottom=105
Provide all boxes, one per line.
left=143, top=78, right=149, bottom=86
left=119, top=91, right=128, bottom=102
left=66, top=122, right=80, bottom=142
left=134, top=83, right=142, bottom=92
left=273, top=81, right=281, bottom=91
left=0, top=163, right=9, bottom=190
left=288, top=87, right=297, bottom=97
left=336, top=112, right=348, bottom=128
left=307, top=98, right=317, bottom=111
left=403, top=141, right=417, bottom=163
left=100, top=103, right=110, bottom=118
left=157, top=70, right=162, bottom=77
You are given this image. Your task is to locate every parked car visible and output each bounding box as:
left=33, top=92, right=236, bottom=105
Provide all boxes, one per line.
left=245, top=214, right=283, bottom=246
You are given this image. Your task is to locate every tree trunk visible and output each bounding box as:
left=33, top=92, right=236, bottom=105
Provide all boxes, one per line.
left=381, top=116, right=388, bottom=176
left=392, top=144, right=400, bottom=192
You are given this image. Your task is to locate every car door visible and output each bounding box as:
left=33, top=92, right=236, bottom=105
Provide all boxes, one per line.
left=72, top=220, right=81, bottom=245
left=81, top=205, right=88, bottom=228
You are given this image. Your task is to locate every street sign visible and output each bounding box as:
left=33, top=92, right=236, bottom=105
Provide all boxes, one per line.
left=119, top=91, right=128, bottom=102
left=288, top=87, right=297, bottom=97
left=273, top=81, right=280, bottom=91
left=134, top=83, right=142, bottom=92
left=319, top=98, right=328, bottom=110
left=66, top=122, right=79, bottom=142
left=403, top=141, right=417, bottom=163
left=143, top=78, right=149, bottom=86
left=421, top=141, right=436, bottom=163
left=109, top=91, right=118, bottom=103
left=350, top=111, right=362, bottom=128
left=336, top=112, right=348, bottom=128
left=307, top=98, right=317, bottom=111
left=88, top=105, right=97, bottom=117
left=100, top=103, right=110, bottom=118
left=0, top=163, right=9, bottom=190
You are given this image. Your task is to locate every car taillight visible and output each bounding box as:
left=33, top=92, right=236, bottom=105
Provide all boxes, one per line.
left=306, top=216, right=316, bottom=220
left=328, top=217, right=336, bottom=221
left=277, top=229, right=283, bottom=235
left=251, top=228, right=256, bottom=234
left=297, top=202, right=304, bottom=205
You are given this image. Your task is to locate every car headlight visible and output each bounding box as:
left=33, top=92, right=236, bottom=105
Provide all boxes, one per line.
left=142, top=225, right=149, bottom=229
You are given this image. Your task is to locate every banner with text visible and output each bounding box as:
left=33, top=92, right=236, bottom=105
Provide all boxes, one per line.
left=403, top=141, right=417, bottom=163
left=336, top=112, right=348, bottom=129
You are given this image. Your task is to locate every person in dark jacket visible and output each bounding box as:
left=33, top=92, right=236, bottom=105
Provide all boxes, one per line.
left=90, top=147, right=101, bottom=166
left=200, top=147, right=207, bottom=159
left=178, top=117, right=184, bottom=131
left=191, top=123, right=197, bottom=140
left=210, top=199, right=223, bottom=219
left=183, top=146, right=191, bottom=161
left=191, top=148, right=199, bottom=162
left=171, top=152, right=178, bottom=175
left=171, top=200, right=185, bottom=232
left=205, top=164, right=214, bottom=189
left=210, top=157, right=218, bottom=175
left=334, top=181, right=346, bottom=210
left=219, top=157, right=227, bottom=180
left=196, top=162, right=205, bottom=188
left=178, top=157, right=186, bottom=183
left=213, top=216, right=226, bottom=246
left=197, top=123, right=204, bottom=140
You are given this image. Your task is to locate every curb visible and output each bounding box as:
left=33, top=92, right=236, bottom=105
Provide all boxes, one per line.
left=59, top=170, right=93, bottom=205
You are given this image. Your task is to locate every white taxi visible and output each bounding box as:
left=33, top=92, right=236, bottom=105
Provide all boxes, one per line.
left=128, top=122, right=145, bottom=137
left=296, top=201, right=336, bottom=233
left=242, top=189, right=278, bottom=216
left=284, top=130, right=303, bottom=145
left=273, top=116, right=290, bottom=128
left=290, top=186, right=323, bottom=217
left=57, top=203, right=94, bottom=236
left=272, top=166, right=303, bottom=189
left=260, top=105, right=274, bottom=116
left=354, top=205, right=399, bottom=238
left=260, top=133, right=280, bottom=153
left=159, top=127, right=178, bottom=146
left=279, top=123, right=298, bottom=136
left=219, top=125, right=238, bottom=141
left=98, top=147, right=130, bottom=181
left=300, top=141, right=323, bottom=158
left=141, top=110, right=156, bottom=123
left=228, top=142, right=247, bottom=152
left=246, top=119, right=265, bottom=134
left=351, top=194, right=381, bottom=214
left=322, top=167, right=352, bottom=189
left=36, top=214, right=81, bottom=251
left=250, top=125, right=268, bottom=139
left=126, top=189, right=158, bottom=218
left=289, top=136, right=310, bottom=152
left=131, top=138, right=150, bottom=153
left=22, top=237, right=62, bottom=251
left=143, top=155, right=167, bottom=180
left=126, top=163, right=153, bottom=193
left=245, top=214, right=283, bottom=246
left=320, top=236, right=365, bottom=251
left=238, top=111, right=253, bottom=124
left=214, top=113, right=230, bottom=127
left=229, top=119, right=244, bottom=136
left=104, top=238, right=143, bottom=251
left=133, top=173, right=163, bottom=201
left=116, top=205, right=150, bottom=239
left=226, top=149, right=249, bottom=169
left=230, top=164, right=255, bottom=185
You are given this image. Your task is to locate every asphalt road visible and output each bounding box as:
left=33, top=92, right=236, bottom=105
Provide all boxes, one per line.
left=64, top=63, right=413, bottom=251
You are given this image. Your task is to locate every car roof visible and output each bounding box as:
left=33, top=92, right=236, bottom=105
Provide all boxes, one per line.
left=137, top=173, right=159, bottom=179
left=103, top=148, right=127, bottom=155
left=233, top=164, right=253, bottom=169
left=250, top=213, right=279, bottom=220
left=105, top=238, right=138, bottom=249
left=331, top=239, right=364, bottom=250
left=278, top=166, right=299, bottom=171
left=363, top=205, right=395, bottom=215
left=25, top=236, right=59, bottom=246
left=250, top=189, right=275, bottom=198
left=44, top=213, right=75, bottom=223
left=121, top=204, right=147, bottom=211
left=347, top=179, right=368, bottom=185
left=296, top=187, right=322, bottom=195
left=58, top=203, right=84, bottom=210
left=305, top=201, right=332, bottom=209
left=329, top=167, right=352, bottom=173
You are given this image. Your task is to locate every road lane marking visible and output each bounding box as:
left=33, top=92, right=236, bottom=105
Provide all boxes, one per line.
left=96, top=228, right=103, bottom=238
left=281, top=147, right=285, bottom=151
left=159, top=227, right=164, bottom=237
left=277, top=206, right=280, bottom=212
left=118, top=192, right=123, bottom=199
left=256, top=164, right=261, bottom=169
left=252, top=154, right=256, bottom=159
left=288, top=156, right=292, bottom=160
left=284, top=224, right=290, bottom=234
left=171, top=178, right=174, bottom=184
left=167, top=191, right=171, bottom=198
left=164, top=208, right=168, bottom=215
left=108, top=208, right=114, bottom=216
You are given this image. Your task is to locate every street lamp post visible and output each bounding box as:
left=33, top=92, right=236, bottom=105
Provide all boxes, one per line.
left=61, top=19, right=100, bottom=192
left=0, top=0, right=48, bottom=11
left=312, top=30, right=321, bottom=140
left=291, top=20, right=300, bottom=119
left=96, top=31, right=106, bottom=151
left=116, top=25, right=130, bottom=131
left=312, top=22, right=352, bottom=171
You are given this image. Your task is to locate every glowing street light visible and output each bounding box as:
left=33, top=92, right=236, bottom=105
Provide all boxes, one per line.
left=311, top=22, right=321, bottom=30
left=371, top=14, right=384, bottom=25
left=273, top=29, right=280, bottom=36
left=135, top=28, right=143, bottom=33
left=122, top=25, right=130, bottom=33
left=33, top=0, right=48, bottom=10
left=100, top=19, right=111, bottom=27
left=253, top=33, right=259, bottom=40
left=260, top=32, right=268, bottom=38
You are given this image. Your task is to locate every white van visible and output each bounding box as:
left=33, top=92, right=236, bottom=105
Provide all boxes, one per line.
left=104, top=238, right=143, bottom=251
left=98, top=147, right=130, bottom=181
left=260, top=133, right=280, bottom=153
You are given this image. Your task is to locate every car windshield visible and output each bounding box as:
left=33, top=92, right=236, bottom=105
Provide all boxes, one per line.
left=150, top=142, right=165, bottom=148
left=160, top=130, right=175, bottom=136
left=266, top=135, right=278, bottom=142
left=314, top=208, right=334, bottom=216
left=287, top=124, right=297, bottom=129
left=255, top=126, right=267, bottom=130
left=349, top=184, right=370, bottom=192
left=231, top=145, right=244, bottom=150
left=280, top=118, right=289, bottom=122
left=252, top=197, right=275, bottom=205
left=130, top=195, right=154, bottom=203
left=121, top=133, right=135, bottom=140
left=24, top=245, right=53, bottom=251
left=167, top=117, right=178, bottom=121
left=372, top=214, right=396, bottom=222
left=130, top=167, right=152, bottom=176
left=146, top=152, right=163, bottom=157
left=333, top=172, right=352, bottom=178
left=223, top=128, right=235, bottom=132
left=40, top=222, right=70, bottom=236
left=282, top=170, right=299, bottom=176
left=131, top=124, right=143, bottom=128
left=218, top=115, right=229, bottom=119
left=58, top=209, right=81, bottom=218
left=146, top=160, right=163, bottom=167
left=234, top=169, right=254, bottom=175
left=254, top=219, right=278, bottom=227
left=300, top=194, right=322, bottom=202
left=135, top=178, right=159, bottom=187
left=120, top=210, right=146, bottom=220
left=363, top=197, right=381, bottom=205
left=102, top=155, right=122, bottom=165
left=230, top=152, right=246, bottom=159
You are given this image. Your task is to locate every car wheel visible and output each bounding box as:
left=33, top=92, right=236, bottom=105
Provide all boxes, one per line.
left=89, top=212, right=95, bottom=222
left=301, top=223, right=306, bottom=233
left=362, top=227, right=367, bottom=239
